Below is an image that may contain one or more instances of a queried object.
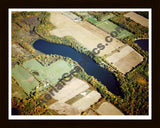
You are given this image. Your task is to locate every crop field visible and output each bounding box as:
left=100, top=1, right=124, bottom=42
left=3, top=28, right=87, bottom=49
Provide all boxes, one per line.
left=49, top=12, right=125, bottom=56
left=96, top=102, right=124, bottom=115
left=124, top=12, right=148, bottom=27
left=86, top=13, right=132, bottom=39
left=95, top=19, right=132, bottom=39
left=86, top=13, right=115, bottom=24
left=87, top=16, right=98, bottom=24
left=12, top=65, right=39, bottom=94
left=48, top=101, right=80, bottom=115
left=23, top=59, right=73, bottom=86
left=50, top=77, right=90, bottom=102
left=106, top=45, right=143, bottom=74
left=12, top=44, right=24, bottom=56
left=48, top=77, right=101, bottom=115
left=101, top=13, right=115, bottom=20
left=72, top=90, right=101, bottom=112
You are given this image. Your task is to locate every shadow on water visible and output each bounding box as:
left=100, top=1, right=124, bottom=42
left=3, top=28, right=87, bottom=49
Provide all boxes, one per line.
left=33, top=39, right=123, bottom=97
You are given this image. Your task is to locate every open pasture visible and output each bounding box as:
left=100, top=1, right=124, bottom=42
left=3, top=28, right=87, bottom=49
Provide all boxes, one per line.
left=12, top=65, right=39, bottom=94
left=23, top=59, right=73, bottom=86
left=95, top=19, right=132, bottom=39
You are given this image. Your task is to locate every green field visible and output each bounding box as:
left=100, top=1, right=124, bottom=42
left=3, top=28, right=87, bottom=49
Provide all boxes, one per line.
left=101, top=13, right=115, bottom=21
left=87, top=16, right=98, bottom=24
left=23, top=59, right=73, bottom=86
left=86, top=13, right=132, bottom=39
left=12, top=65, right=39, bottom=94
left=96, top=20, right=132, bottom=39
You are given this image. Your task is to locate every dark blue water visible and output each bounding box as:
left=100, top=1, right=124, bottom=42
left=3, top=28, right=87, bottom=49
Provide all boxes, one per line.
left=134, top=39, right=148, bottom=52
left=33, top=39, right=122, bottom=96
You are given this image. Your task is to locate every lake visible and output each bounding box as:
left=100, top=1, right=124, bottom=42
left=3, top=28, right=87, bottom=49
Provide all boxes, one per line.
left=134, top=39, right=148, bottom=52
left=33, top=39, right=122, bottom=96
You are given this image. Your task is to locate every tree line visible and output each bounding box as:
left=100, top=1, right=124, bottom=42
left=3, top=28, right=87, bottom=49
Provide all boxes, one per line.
left=109, top=15, right=148, bottom=38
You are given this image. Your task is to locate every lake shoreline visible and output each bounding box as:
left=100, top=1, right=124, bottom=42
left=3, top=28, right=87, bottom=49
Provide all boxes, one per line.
left=33, top=39, right=122, bottom=96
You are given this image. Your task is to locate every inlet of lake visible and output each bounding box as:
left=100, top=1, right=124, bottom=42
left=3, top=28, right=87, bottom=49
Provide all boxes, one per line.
left=33, top=39, right=122, bottom=96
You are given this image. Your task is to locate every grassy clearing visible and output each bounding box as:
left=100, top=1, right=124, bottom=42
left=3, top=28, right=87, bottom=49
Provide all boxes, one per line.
left=96, top=20, right=132, bottom=39
left=23, top=59, right=73, bottom=86
left=87, top=16, right=98, bottom=24
left=86, top=13, right=132, bottom=39
left=12, top=65, right=39, bottom=94
left=12, top=78, right=27, bottom=98
left=101, top=13, right=115, bottom=21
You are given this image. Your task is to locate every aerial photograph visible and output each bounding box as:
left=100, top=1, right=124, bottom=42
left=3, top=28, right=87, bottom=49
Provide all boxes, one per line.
left=10, top=9, right=150, bottom=119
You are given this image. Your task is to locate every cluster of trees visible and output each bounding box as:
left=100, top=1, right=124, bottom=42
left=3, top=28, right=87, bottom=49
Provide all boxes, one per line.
left=20, top=42, right=35, bottom=53
left=109, top=15, right=148, bottom=38
left=120, top=65, right=149, bottom=114
left=111, top=11, right=128, bottom=16
left=12, top=55, right=26, bottom=66
left=135, top=11, right=149, bottom=19
left=35, top=12, right=55, bottom=37
left=35, top=54, right=77, bottom=67
left=12, top=11, right=41, bottom=61
left=12, top=89, right=51, bottom=115
left=12, top=12, right=40, bottom=32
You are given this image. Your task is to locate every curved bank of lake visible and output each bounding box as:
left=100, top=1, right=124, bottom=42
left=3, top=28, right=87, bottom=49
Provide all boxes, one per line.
left=33, top=39, right=122, bottom=96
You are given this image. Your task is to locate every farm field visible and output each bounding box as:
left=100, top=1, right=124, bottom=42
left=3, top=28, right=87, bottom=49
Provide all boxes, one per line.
left=86, top=13, right=132, bottom=39
left=49, top=12, right=143, bottom=74
left=96, top=20, right=132, bottom=39
left=72, top=90, right=101, bottom=112
left=12, top=78, right=27, bottom=98
left=101, top=13, right=115, bottom=20
left=11, top=10, right=149, bottom=116
left=87, top=16, right=98, bottom=24
left=12, top=44, right=24, bottom=56
left=50, top=77, right=90, bottom=102
left=23, top=59, right=73, bottom=86
left=106, top=45, right=143, bottom=74
left=124, top=12, right=148, bottom=28
left=86, top=13, right=115, bottom=24
left=96, top=102, right=124, bottom=115
left=48, top=77, right=102, bottom=115
left=48, top=101, right=80, bottom=115
left=12, top=65, right=39, bottom=94
left=49, top=12, right=125, bottom=56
